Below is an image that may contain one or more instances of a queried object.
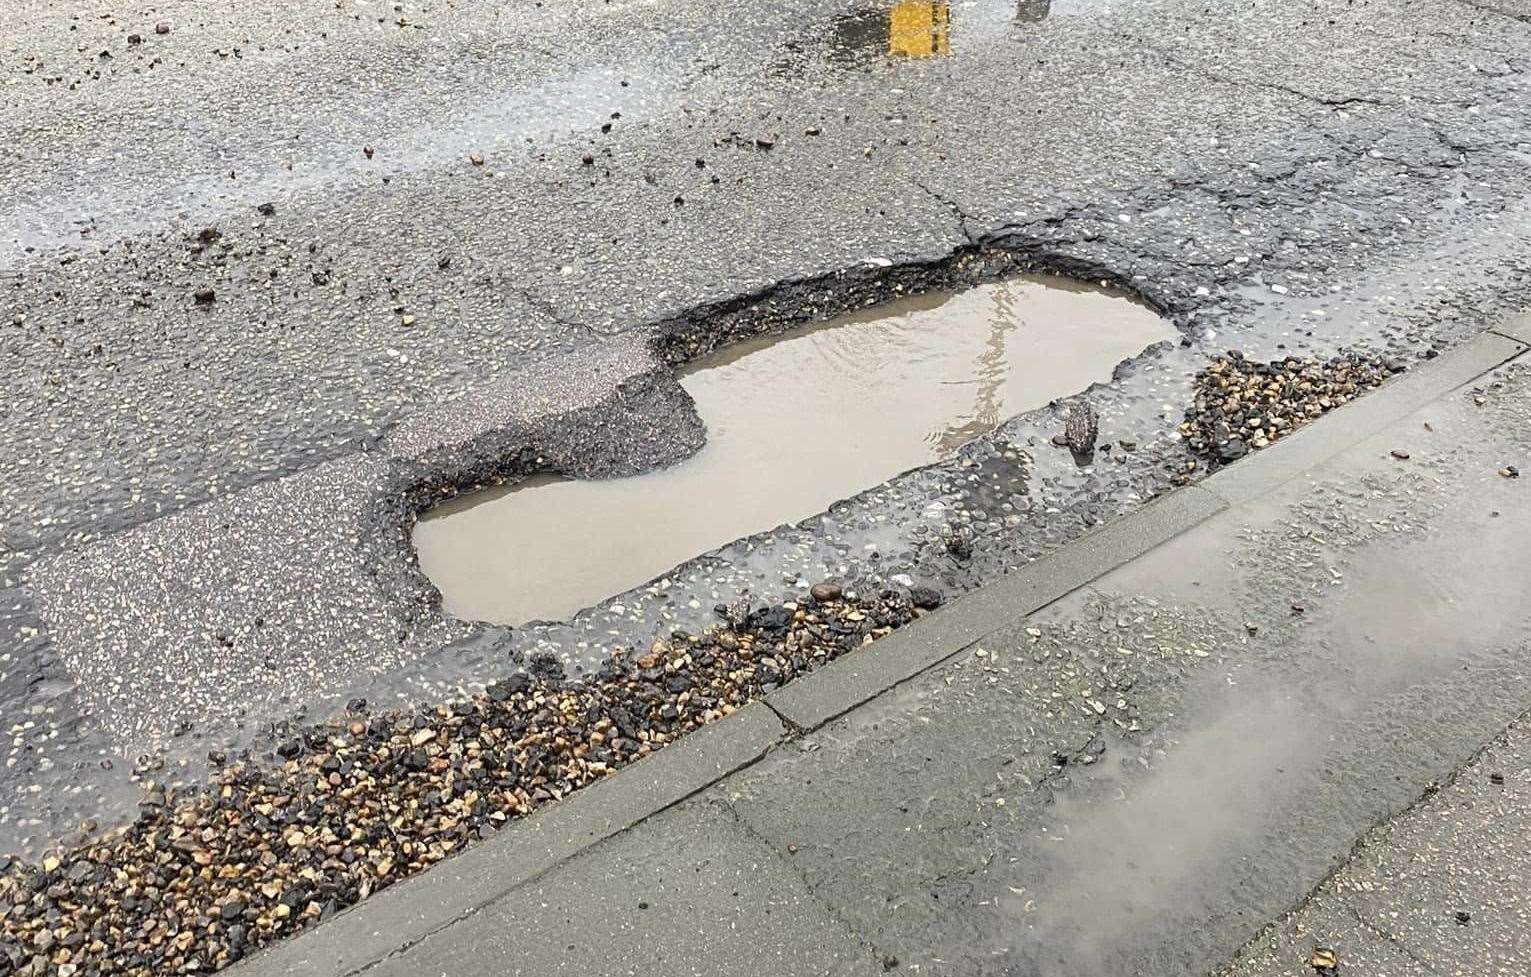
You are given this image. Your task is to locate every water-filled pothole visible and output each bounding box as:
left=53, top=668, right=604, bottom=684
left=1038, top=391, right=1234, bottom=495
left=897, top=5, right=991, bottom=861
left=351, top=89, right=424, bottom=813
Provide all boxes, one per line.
left=414, top=275, right=1175, bottom=624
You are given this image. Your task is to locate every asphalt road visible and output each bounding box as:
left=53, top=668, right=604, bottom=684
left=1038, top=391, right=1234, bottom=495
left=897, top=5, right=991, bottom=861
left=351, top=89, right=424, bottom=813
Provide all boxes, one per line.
left=3, top=0, right=1531, bottom=853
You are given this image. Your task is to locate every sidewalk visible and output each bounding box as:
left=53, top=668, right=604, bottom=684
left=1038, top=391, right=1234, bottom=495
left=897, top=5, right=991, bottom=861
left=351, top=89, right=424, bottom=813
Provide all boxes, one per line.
left=243, top=325, right=1531, bottom=977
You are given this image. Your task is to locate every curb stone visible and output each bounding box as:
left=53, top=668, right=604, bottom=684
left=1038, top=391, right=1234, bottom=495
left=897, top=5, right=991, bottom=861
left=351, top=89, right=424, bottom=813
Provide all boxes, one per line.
left=764, top=484, right=1228, bottom=731
left=1489, top=311, right=1531, bottom=346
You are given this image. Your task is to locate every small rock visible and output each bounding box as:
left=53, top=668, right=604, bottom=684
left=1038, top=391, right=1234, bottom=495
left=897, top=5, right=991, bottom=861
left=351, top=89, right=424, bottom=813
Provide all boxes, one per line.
left=1500, top=465, right=1520, bottom=479
left=155, top=21, right=171, bottom=34
left=1390, top=449, right=1410, bottom=460
left=1217, top=439, right=1248, bottom=463
left=909, top=586, right=943, bottom=610
left=1309, top=947, right=1338, bottom=974
left=192, top=287, right=215, bottom=305
left=809, top=582, right=842, bottom=602
left=1064, top=401, right=1099, bottom=456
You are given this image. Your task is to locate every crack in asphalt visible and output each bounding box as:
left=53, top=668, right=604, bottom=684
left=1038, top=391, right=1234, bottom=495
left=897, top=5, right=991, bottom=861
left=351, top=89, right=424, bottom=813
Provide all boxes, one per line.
left=1449, top=0, right=1531, bottom=26
left=1343, top=902, right=1448, bottom=975
left=910, top=177, right=977, bottom=245
left=1144, top=45, right=1392, bottom=110
left=513, top=284, right=593, bottom=338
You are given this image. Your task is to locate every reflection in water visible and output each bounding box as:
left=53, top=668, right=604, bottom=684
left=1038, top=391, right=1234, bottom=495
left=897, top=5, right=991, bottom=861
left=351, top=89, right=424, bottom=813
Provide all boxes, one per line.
left=888, top=1, right=950, bottom=59
left=816, top=0, right=1050, bottom=70
left=931, top=283, right=1019, bottom=455
left=413, top=276, right=1174, bottom=626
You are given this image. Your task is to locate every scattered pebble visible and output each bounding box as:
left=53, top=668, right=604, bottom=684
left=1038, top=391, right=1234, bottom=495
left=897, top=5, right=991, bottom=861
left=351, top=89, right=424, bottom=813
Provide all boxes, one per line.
left=1179, top=350, right=1402, bottom=467
left=0, top=590, right=927, bottom=976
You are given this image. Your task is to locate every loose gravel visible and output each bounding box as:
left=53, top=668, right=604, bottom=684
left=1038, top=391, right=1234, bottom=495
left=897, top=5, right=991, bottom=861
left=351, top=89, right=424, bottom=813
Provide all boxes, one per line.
left=0, top=587, right=926, bottom=977
left=1178, top=350, right=1404, bottom=467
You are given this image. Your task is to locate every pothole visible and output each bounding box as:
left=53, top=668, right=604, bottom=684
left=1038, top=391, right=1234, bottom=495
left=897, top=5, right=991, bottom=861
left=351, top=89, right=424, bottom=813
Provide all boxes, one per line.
left=413, top=274, right=1175, bottom=624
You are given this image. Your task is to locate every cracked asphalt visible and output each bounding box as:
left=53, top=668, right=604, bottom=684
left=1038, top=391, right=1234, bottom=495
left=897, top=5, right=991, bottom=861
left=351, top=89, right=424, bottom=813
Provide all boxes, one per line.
left=3, top=0, right=1531, bottom=862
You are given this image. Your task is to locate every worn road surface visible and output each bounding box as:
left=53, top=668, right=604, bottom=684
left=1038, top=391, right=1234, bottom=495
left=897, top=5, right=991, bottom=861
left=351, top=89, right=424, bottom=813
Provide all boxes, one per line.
left=325, top=336, right=1531, bottom=977
left=4, top=0, right=1531, bottom=966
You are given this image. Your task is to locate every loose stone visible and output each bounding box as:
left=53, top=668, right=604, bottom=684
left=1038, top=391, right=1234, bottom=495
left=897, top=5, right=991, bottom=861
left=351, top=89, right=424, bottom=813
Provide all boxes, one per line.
left=0, top=590, right=920, bottom=976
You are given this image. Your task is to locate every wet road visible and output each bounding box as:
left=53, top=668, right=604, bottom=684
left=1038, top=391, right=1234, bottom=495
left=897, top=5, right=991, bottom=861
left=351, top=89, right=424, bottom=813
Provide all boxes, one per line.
left=3, top=0, right=1531, bottom=853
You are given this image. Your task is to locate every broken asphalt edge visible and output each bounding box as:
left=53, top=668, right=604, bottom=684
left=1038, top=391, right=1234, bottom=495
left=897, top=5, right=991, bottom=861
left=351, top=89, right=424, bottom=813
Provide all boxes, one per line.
left=229, top=326, right=1529, bottom=977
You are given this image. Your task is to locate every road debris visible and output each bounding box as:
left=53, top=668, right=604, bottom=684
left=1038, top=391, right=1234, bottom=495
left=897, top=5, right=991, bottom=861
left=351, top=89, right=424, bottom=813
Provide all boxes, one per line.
left=1180, top=350, right=1402, bottom=467
left=0, top=589, right=926, bottom=976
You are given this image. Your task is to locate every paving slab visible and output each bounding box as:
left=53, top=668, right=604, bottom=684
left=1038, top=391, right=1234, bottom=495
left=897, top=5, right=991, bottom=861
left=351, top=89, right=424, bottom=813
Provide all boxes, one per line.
left=1220, top=890, right=1436, bottom=977
left=1221, top=716, right=1531, bottom=977
left=1327, top=721, right=1531, bottom=977
left=364, top=795, right=883, bottom=977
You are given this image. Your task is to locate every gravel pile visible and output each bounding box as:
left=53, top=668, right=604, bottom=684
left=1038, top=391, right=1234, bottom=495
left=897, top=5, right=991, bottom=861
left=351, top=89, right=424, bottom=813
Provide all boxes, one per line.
left=1179, top=350, right=1403, bottom=466
left=0, top=587, right=929, bottom=976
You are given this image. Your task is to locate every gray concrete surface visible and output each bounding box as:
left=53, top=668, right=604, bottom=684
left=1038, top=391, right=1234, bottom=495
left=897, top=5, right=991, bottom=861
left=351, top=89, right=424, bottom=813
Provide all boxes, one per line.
left=1224, top=716, right=1531, bottom=977
left=9, top=0, right=1531, bottom=855
left=297, top=332, right=1531, bottom=976
left=366, top=796, right=884, bottom=977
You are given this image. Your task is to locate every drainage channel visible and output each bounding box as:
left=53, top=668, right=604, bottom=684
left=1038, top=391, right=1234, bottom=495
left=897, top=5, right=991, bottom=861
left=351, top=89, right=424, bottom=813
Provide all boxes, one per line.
left=413, top=274, right=1176, bottom=625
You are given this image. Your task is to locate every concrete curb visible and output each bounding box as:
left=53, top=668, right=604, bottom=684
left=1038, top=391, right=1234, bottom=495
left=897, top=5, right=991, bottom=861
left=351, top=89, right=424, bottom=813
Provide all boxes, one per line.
left=765, top=485, right=1228, bottom=730
left=232, top=328, right=1528, bottom=977
left=237, top=702, right=785, bottom=977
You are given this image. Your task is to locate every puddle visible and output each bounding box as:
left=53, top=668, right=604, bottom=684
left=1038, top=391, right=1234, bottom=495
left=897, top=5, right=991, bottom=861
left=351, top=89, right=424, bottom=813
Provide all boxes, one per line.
left=413, top=275, right=1174, bottom=624
left=1004, top=473, right=1531, bottom=976
left=808, top=0, right=1082, bottom=73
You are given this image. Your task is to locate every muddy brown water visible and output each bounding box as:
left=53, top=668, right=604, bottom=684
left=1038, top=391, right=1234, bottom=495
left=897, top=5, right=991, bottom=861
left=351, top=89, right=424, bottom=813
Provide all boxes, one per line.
left=413, top=275, right=1175, bottom=624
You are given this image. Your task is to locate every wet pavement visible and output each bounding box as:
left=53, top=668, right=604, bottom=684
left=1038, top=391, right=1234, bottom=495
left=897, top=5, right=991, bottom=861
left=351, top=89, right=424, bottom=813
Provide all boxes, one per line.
left=333, top=339, right=1531, bottom=977
left=3, top=0, right=1531, bottom=869
left=718, top=360, right=1531, bottom=975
